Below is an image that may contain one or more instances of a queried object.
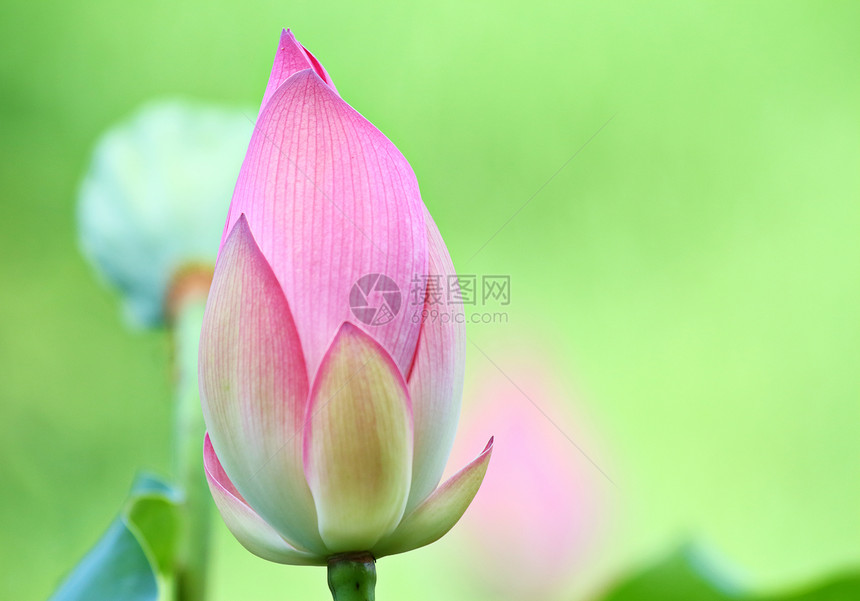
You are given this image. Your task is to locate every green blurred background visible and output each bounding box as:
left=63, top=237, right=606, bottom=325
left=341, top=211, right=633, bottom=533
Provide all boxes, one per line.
left=2, top=1, right=859, bottom=600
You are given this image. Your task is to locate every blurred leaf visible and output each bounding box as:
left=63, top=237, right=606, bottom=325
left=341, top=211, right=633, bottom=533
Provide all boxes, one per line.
left=127, top=496, right=179, bottom=574
left=126, top=471, right=182, bottom=574
left=129, top=473, right=177, bottom=499
left=598, top=544, right=860, bottom=601
left=600, top=543, right=744, bottom=601
left=761, top=573, right=860, bottom=601
left=48, top=519, right=158, bottom=601
left=49, top=473, right=179, bottom=601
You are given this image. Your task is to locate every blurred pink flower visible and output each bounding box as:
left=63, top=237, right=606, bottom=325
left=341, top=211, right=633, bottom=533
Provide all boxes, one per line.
left=198, top=29, right=492, bottom=565
left=447, top=348, right=610, bottom=598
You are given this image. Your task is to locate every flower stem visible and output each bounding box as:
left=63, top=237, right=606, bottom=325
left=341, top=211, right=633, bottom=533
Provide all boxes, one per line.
left=168, top=271, right=213, bottom=601
left=327, top=553, right=376, bottom=601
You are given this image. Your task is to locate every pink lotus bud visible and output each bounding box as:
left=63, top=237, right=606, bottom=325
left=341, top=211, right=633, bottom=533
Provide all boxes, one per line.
left=198, top=29, right=492, bottom=564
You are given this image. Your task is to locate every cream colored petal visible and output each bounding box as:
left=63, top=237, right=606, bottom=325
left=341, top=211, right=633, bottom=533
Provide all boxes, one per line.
left=199, top=216, right=323, bottom=553
left=303, top=323, right=413, bottom=552
left=204, top=434, right=324, bottom=565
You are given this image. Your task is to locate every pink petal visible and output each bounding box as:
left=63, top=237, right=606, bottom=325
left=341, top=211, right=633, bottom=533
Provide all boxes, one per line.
left=199, top=216, right=324, bottom=554
left=373, top=437, right=493, bottom=557
left=223, top=69, right=427, bottom=381
left=259, top=29, right=337, bottom=117
left=302, top=323, right=413, bottom=551
left=404, top=209, right=467, bottom=512
left=203, top=434, right=324, bottom=565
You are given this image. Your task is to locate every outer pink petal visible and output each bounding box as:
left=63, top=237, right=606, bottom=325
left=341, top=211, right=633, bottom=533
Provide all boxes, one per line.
left=259, top=29, right=337, bottom=116
left=223, top=69, right=427, bottom=381
left=199, top=216, right=324, bottom=553
left=404, top=209, right=467, bottom=512
left=303, top=323, right=413, bottom=552
left=203, top=434, right=324, bottom=565
left=373, top=438, right=494, bottom=557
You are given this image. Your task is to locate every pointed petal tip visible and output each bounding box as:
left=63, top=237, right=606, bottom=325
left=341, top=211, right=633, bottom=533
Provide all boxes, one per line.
left=332, top=321, right=377, bottom=348
left=276, top=28, right=299, bottom=53
left=336, top=320, right=361, bottom=337
left=324, top=321, right=410, bottom=398
left=233, top=211, right=250, bottom=233
left=274, top=28, right=336, bottom=92
left=218, top=211, right=252, bottom=255
left=214, top=213, right=273, bottom=296
left=258, top=29, right=337, bottom=114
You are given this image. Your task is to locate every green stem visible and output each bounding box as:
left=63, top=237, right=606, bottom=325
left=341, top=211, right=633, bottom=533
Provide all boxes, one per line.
left=171, top=297, right=211, bottom=601
left=327, top=553, right=376, bottom=601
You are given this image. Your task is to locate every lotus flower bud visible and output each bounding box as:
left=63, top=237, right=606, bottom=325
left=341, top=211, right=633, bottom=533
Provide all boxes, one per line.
left=199, top=29, right=492, bottom=565
left=78, top=101, right=252, bottom=326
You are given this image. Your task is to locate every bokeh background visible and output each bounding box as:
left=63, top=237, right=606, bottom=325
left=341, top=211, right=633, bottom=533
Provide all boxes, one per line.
left=2, top=1, right=859, bottom=600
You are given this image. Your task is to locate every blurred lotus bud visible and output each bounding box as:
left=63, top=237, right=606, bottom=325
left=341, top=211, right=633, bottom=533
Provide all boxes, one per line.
left=447, top=346, right=612, bottom=600
left=78, top=100, right=253, bottom=327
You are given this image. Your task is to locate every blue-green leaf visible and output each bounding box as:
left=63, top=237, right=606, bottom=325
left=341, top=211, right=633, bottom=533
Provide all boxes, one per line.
left=127, top=495, right=179, bottom=574
left=48, top=518, right=158, bottom=601
left=49, top=474, right=180, bottom=601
